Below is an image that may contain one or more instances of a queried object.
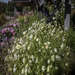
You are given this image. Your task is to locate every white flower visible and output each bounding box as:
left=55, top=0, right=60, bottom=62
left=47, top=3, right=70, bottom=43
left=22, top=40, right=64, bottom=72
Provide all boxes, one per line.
left=32, top=22, right=36, bottom=26
left=38, top=41, right=41, bottom=45
left=5, top=56, right=9, bottom=61
left=16, top=44, right=21, bottom=49
left=8, top=49, right=11, bottom=54
left=22, top=58, right=25, bottom=63
left=56, top=55, right=61, bottom=61
left=13, top=67, right=16, bottom=72
left=18, top=54, right=20, bottom=58
left=50, top=50, right=53, bottom=54
left=31, top=55, right=34, bottom=61
left=25, top=64, right=28, bottom=68
left=29, top=34, right=33, bottom=39
left=41, top=26, right=44, bottom=29
left=54, top=21, right=57, bottom=24
left=35, top=58, right=38, bottom=63
left=38, top=49, right=41, bottom=52
left=28, top=27, right=31, bottom=31
left=22, top=44, right=26, bottom=49
left=19, top=38, right=23, bottom=44
left=42, top=66, right=45, bottom=71
left=67, top=52, right=69, bottom=56
left=47, top=66, right=50, bottom=72
left=44, top=42, right=47, bottom=45
left=14, top=53, right=18, bottom=60
left=23, top=31, right=26, bottom=35
left=65, top=63, right=69, bottom=66
left=14, top=64, right=16, bottom=67
left=54, top=48, right=57, bottom=53
left=26, top=41, right=28, bottom=45
left=41, top=18, right=45, bottom=22
left=47, top=41, right=51, bottom=45
left=51, top=33, right=53, bottom=36
left=12, top=49, right=15, bottom=53
left=51, top=55, right=55, bottom=62
left=60, top=43, right=64, bottom=49
left=53, top=17, right=56, bottom=20
left=47, top=73, right=50, bottom=75
left=21, top=68, right=25, bottom=74
left=25, top=68, right=28, bottom=73
left=34, top=36, right=37, bottom=40
left=27, top=46, right=30, bottom=50
left=60, top=30, right=63, bottom=34
left=29, top=60, right=32, bottom=63
left=52, top=28, right=56, bottom=33
left=36, top=38, right=39, bottom=42
left=42, top=46, right=44, bottom=49
left=45, top=45, right=48, bottom=49
left=47, top=59, right=50, bottom=64
left=28, top=67, right=31, bottom=73
left=55, top=66, right=58, bottom=70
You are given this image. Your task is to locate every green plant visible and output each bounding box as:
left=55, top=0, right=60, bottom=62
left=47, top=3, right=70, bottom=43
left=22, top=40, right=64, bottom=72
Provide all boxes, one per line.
left=5, top=20, right=70, bottom=75
left=0, top=13, right=7, bottom=25
left=70, top=29, right=75, bottom=52
left=15, top=14, right=39, bottom=38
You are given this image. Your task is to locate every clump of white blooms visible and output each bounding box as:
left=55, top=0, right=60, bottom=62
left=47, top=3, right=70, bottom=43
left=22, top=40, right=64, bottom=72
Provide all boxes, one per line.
left=5, top=19, right=70, bottom=75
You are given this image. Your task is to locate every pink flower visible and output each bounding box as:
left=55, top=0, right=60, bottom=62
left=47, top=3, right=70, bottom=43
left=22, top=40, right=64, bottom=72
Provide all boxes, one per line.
left=1, top=27, right=15, bottom=35
left=13, top=24, right=17, bottom=27
left=1, top=27, right=15, bottom=42
left=9, top=24, right=17, bottom=27
left=1, top=28, right=7, bottom=33
left=9, top=27, right=14, bottom=33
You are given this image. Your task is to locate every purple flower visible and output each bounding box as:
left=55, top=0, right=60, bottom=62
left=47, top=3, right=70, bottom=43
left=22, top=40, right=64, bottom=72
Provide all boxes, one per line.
left=9, top=27, right=14, bottom=32
left=13, top=24, right=17, bottom=27
left=1, top=27, right=15, bottom=34
left=7, top=23, right=18, bottom=27
left=1, top=28, right=7, bottom=34
left=1, top=27, right=15, bottom=42
left=0, top=25, right=16, bottom=46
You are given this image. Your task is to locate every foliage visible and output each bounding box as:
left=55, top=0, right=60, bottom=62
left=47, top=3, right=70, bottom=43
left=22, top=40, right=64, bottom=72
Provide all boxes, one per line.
left=5, top=20, right=70, bottom=75
left=15, top=14, right=39, bottom=37
left=70, top=29, right=75, bottom=52
left=0, top=13, right=7, bottom=25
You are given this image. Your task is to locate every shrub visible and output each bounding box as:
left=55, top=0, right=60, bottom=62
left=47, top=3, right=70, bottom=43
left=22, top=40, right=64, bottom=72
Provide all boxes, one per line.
left=0, top=13, right=7, bottom=25
left=5, top=20, right=70, bottom=75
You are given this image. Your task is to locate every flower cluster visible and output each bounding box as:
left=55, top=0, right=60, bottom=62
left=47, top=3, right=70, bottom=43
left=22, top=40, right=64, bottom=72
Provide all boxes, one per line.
left=0, top=27, right=15, bottom=46
left=5, top=20, right=70, bottom=75
left=0, top=18, right=20, bottom=47
left=7, top=23, right=18, bottom=27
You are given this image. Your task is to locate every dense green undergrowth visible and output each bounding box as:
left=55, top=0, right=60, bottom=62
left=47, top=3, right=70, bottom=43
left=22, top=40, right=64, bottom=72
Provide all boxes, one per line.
left=0, top=5, right=72, bottom=75
left=4, top=19, right=70, bottom=75
left=70, top=29, right=75, bottom=52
